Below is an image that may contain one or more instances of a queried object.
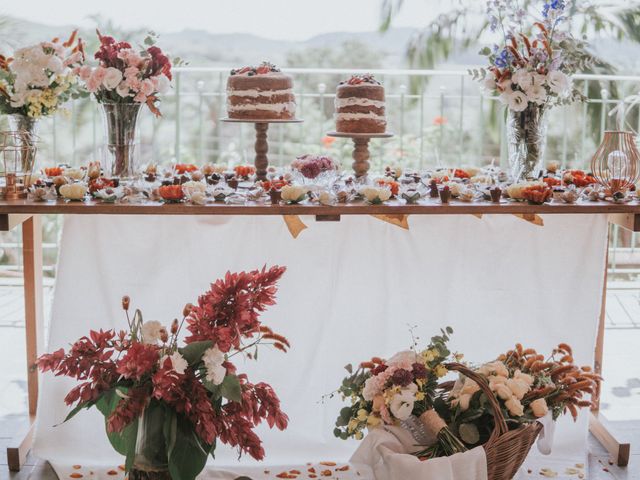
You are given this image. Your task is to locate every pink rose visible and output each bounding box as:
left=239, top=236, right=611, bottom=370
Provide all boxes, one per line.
left=125, top=76, right=141, bottom=91
left=86, top=74, right=102, bottom=93
left=152, top=74, right=171, bottom=94
left=92, top=67, right=107, bottom=83
left=124, top=66, right=139, bottom=79
left=133, top=91, right=147, bottom=103
left=78, top=65, right=92, bottom=81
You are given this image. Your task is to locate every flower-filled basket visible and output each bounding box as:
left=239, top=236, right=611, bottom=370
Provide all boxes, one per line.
left=443, top=362, right=543, bottom=480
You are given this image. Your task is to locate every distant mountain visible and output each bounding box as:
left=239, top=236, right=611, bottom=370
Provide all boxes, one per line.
left=1, top=16, right=638, bottom=74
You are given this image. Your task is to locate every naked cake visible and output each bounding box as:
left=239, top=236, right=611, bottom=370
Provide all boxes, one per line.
left=226, top=62, right=296, bottom=120
left=335, top=74, right=386, bottom=134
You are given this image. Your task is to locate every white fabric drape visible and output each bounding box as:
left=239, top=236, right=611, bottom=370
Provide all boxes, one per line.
left=33, top=214, right=608, bottom=479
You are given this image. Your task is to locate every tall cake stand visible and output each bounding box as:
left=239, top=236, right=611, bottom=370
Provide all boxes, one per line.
left=326, top=131, right=394, bottom=178
left=222, top=118, right=303, bottom=180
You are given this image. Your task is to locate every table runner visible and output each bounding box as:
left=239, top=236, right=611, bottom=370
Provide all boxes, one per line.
left=33, top=214, right=608, bottom=479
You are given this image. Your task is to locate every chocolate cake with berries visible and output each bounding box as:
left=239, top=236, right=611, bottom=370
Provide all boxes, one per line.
left=335, top=74, right=386, bottom=134
left=226, top=62, right=296, bottom=120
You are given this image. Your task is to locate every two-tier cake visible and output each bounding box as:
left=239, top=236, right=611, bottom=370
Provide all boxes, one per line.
left=226, top=63, right=296, bottom=120
left=335, top=74, right=386, bottom=134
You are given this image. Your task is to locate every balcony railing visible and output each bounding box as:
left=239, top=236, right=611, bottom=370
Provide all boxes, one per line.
left=0, top=67, right=640, bottom=281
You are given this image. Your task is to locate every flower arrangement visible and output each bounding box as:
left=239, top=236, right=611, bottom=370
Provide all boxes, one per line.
left=291, top=154, right=338, bottom=180
left=0, top=31, right=86, bottom=118
left=37, top=266, right=290, bottom=480
left=470, top=0, right=590, bottom=111
left=76, top=31, right=176, bottom=116
left=442, top=342, right=598, bottom=449
left=331, top=327, right=467, bottom=459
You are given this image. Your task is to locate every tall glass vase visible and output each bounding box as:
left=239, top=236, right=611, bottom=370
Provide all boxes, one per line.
left=507, top=104, right=548, bottom=182
left=130, top=406, right=170, bottom=480
left=100, top=102, right=142, bottom=179
left=8, top=114, right=39, bottom=176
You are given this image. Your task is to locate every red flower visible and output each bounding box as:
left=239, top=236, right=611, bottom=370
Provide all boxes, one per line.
left=185, top=265, right=286, bottom=351
left=159, top=185, right=184, bottom=201
left=116, top=342, right=159, bottom=380
left=391, top=369, right=414, bottom=387
left=107, top=386, right=149, bottom=433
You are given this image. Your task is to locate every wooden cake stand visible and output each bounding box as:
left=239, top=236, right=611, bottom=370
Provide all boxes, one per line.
left=222, top=118, right=303, bottom=180
left=326, top=131, right=394, bottom=178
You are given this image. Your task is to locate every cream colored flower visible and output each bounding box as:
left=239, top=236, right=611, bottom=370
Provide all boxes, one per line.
left=360, top=186, right=392, bottom=204
left=506, top=181, right=544, bottom=200
left=434, top=364, right=448, bottom=378
left=189, top=191, right=207, bottom=205
left=494, top=383, right=513, bottom=401
left=389, top=389, right=415, bottom=420
left=547, top=71, right=571, bottom=96
left=161, top=352, right=188, bottom=375
left=202, top=345, right=226, bottom=385
left=141, top=320, right=164, bottom=344
left=530, top=398, right=549, bottom=418
left=182, top=181, right=206, bottom=195
left=444, top=181, right=463, bottom=197
left=479, top=361, right=509, bottom=378
left=281, top=185, right=308, bottom=203
left=367, top=415, right=382, bottom=428
left=514, top=370, right=535, bottom=387
left=59, top=183, right=87, bottom=200
left=461, top=377, right=480, bottom=396
left=507, top=378, right=531, bottom=400
left=488, top=375, right=508, bottom=391
left=505, top=397, right=525, bottom=417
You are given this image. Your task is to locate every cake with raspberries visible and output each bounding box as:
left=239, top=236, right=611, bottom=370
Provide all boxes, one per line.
left=335, top=74, right=386, bottom=134
left=226, top=62, right=296, bottom=120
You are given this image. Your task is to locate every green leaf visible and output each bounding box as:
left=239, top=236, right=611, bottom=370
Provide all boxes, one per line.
left=220, top=375, right=242, bottom=403
left=96, top=389, right=138, bottom=458
left=344, top=364, right=353, bottom=374
left=479, top=46, right=492, bottom=56
left=459, top=423, right=480, bottom=445
left=165, top=412, right=209, bottom=480
left=61, top=400, right=96, bottom=424
left=203, top=379, right=222, bottom=400
left=179, top=340, right=213, bottom=365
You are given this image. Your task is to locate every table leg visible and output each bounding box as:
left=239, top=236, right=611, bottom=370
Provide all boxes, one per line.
left=588, top=223, right=631, bottom=467
left=255, top=123, right=269, bottom=181
left=6, top=214, right=43, bottom=471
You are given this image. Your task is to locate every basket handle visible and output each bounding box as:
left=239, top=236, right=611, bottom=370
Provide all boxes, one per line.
left=444, top=362, right=509, bottom=443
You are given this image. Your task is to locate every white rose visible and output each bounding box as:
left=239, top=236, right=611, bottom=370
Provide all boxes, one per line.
left=547, top=71, right=570, bottom=96
left=103, top=67, right=124, bottom=91
left=504, top=90, right=529, bottom=112
left=182, top=181, right=206, bottom=195
left=530, top=398, right=549, bottom=418
left=360, top=186, right=392, bottom=204
left=525, top=84, right=547, bottom=105
left=505, top=396, right=525, bottom=417
left=483, top=76, right=497, bottom=92
left=141, top=320, right=164, bottom=344
left=202, top=345, right=227, bottom=385
left=162, top=352, right=188, bottom=375
left=507, top=378, right=531, bottom=400
left=389, top=390, right=416, bottom=421
left=116, top=81, right=131, bottom=98
left=512, top=69, right=533, bottom=88
left=46, top=55, right=64, bottom=74
left=59, top=183, right=87, bottom=201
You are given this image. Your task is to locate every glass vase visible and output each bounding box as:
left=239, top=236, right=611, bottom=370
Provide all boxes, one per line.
left=507, top=104, right=548, bottom=182
left=130, top=406, right=170, bottom=480
left=100, top=102, right=142, bottom=179
left=7, top=114, right=39, bottom=175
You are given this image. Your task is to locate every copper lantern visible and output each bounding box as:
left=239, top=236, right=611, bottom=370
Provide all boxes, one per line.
left=590, top=131, right=640, bottom=196
left=0, top=130, right=38, bottom=200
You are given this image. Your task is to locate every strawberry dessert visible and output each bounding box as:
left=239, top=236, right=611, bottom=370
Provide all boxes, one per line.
left=335, top=74, right=386, bottom=134
left=226, top=62, right=296, bottom=120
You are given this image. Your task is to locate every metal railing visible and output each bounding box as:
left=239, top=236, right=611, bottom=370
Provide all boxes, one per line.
left=1, top=67, right=640, bottom=280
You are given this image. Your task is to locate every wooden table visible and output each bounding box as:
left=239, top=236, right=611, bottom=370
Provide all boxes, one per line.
left=2, top=198, right=637, bottom=471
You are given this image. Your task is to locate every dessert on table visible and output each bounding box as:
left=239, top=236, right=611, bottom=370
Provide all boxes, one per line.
left=226, top=62, right=296, bottom=120
left=335, top=74, right=386, bottom=134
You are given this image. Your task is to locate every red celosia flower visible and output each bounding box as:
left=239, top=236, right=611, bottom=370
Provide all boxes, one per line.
left=412, top=362, right=427, bottom=379
left=391, top=369, right=414, bottom=387
left=185, top=265, right=286, bottom=352
left=116, top=342, right=159, bottom=380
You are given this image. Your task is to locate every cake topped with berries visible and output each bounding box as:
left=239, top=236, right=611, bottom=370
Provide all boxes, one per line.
left=226, top=62, right=296, bottom=120
left=335, top=74, right=386, bottom=134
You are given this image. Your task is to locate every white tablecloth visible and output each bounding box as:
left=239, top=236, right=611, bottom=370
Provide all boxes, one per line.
left=33, top=214, right=608, bottom=479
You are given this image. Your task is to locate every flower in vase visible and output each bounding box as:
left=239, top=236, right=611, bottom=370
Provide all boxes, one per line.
left=103, top=67, right=123, bottom=90
left=141, top=320, right=164, bottom=344
left=281, top=185, right=308, bottom=204
left=59, top=183, right=87, bottom=201
left=161, top=352, right=188, bottom=375
left=115, top=342, right=159, bottom=380
left=499, top=89, right=529, bottom=112
left=547, top=71, right=571, bottom=96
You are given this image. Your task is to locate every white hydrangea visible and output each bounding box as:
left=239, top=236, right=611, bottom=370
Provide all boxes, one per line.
left=202, top=345, right=227, bottom=385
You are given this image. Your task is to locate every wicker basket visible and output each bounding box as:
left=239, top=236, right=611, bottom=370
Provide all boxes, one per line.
left=445, top=363, right=544, bottom=480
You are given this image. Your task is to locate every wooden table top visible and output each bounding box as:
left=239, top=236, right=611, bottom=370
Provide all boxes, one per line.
left=0, top=198, right=639, bottom=216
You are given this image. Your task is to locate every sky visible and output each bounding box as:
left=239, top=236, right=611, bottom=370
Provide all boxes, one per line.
left=0, top=0, right=441, bottom=40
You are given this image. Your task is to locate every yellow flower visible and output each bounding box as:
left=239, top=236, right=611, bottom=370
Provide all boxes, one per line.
left=421, top=349, right=437, bottom=363
left=355, top=431, right=364, bottom=440
left=415, top=391, right=425, bottom=401
left=434, top=364, right=448, bottom=378
left=356, top=409, right=368, bottom=422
